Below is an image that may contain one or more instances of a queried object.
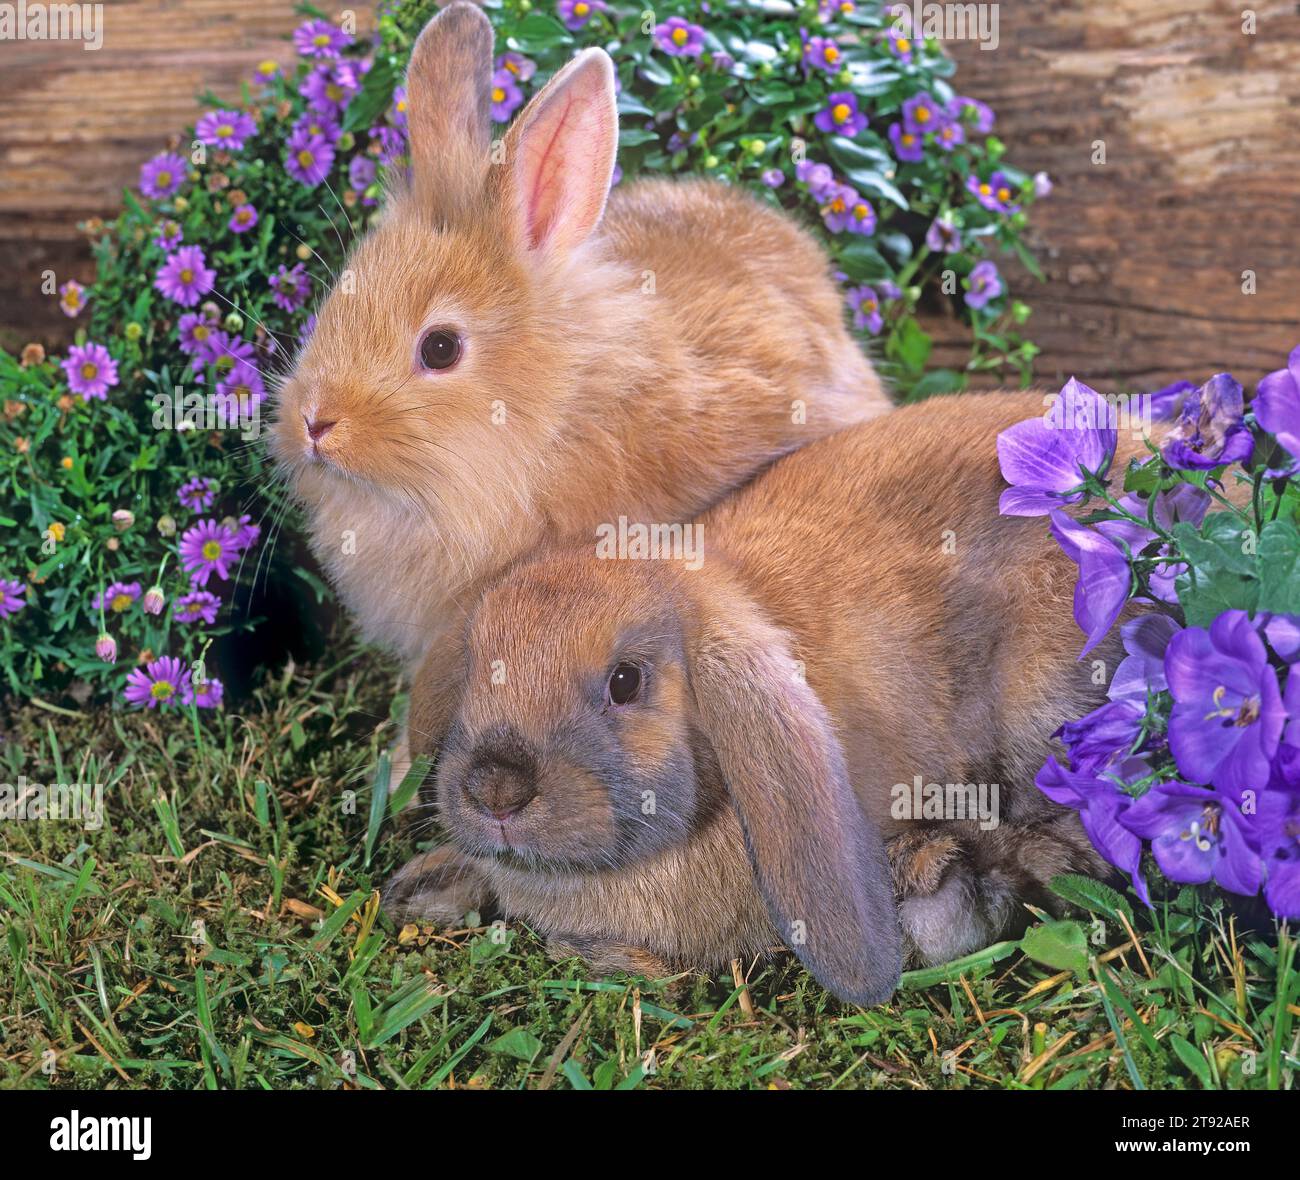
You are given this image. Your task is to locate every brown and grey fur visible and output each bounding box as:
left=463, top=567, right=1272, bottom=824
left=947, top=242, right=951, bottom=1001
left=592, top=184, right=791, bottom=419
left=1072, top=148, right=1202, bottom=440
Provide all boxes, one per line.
left=386, top=394, right=1159, bottom=1004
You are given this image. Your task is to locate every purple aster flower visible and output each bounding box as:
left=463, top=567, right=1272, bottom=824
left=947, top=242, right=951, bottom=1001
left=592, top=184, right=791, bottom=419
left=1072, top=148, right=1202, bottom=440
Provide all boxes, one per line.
left=96, top=633, right=117, bottom=665
left=814, top=91, right=867, bottom=137
left=1260, top=787, right=1300, bottom=917
left=180, top=519, right=240, bottom=587
left=369, top=124, right=406, bottom=166
left=1121, top=782, right=1261, bottom=897
left=174, top=590, right=221, bottom=625
left=496, top=52, right=536, bottom=83
left=1165, top=610, right=1286, bottom=794
left=653, top=15, right=704, bottom=55
left=761, top=168, right=784, bottom=188
left=803, top=32, right=843, bottom=73
left=197, top=330, right=256, bottom=378
left=184, top=676, right=225, bottom=709
left=965, top=260, right=1003, bottom=310
left=820, top=183, right=874, bottom=235
left=925, top=214, right=961, bottom=253
left=178, top=477, right=217, bottom=513
left=300, top=61, right=360, bottom=118
left=490, top=68, right=524, bottom=123
left=997, top=378, right=1118, bottom=516
left=878, top=281, right=902, bottom=301
left=0, top=578, right=27, bottom=619
left=885, top=29, right=913, bottom=62
left=1109, top=614, right=1182, bottom=702
left=269, top=262, right=312, bottom=313
left=948, top=95, right=995, bottom=133
left=124, top=656, right=191, bottom=710
left=93, top=581, right=142, bottom=613
left=216, top=360, right=267, bottom=413
left=902, top=93, right=944, bottom=135
left=298, top=314, right=318, bottom=349
left=557, top=0, right=606, bottom=32
left=934, top=121, right=965, bottom=151
left=253, top=59, right=280, bottom=86
left=711, top=51, right=736, bottom=74
left=1048, top=510, right=1133, bottom=658
left=59, top=279, right=86, bottom=318
left=196, top=109, right=257, bottom=151
left=230, top=514, right=262, bottom=553
left=1162, top=373, right=1254, bottom=470
left=967, top=171, right=1020, bottom=214
left=1255, top=344, right=1300, bottom=463
left=349, top=155, right=377, bottom=193
left=155, top=245, right=216, bottom=308
left=285, top=127, right=335, bottom=188
left=888, top=122, right=924, bottom=163
left=846, top=286, right=882, bottom=335
left=292, top=112, right=342, bottom=144
left=1036, top=756, right=1149, bottom=903
left=228, top=203, right=258, bottom=234
left=140, top=152, right=186, bottom=200
left=153, top=219, right=182, bottom=251
left=61, top=342, right=119, bottom=401
left=294, top=18, right=352, bottom=59
left=795, top=160, right=836, bottom=201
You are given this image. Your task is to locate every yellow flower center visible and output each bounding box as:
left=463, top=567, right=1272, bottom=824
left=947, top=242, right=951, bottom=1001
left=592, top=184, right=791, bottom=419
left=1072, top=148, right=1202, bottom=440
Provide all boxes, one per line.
left=61, top=456, right=73, bottom=469
left=313, top=33, right=331, bottom=47
left=258, top=60, right=276, bottom=76
left=179, top=268, right=194, bottom=283
left=492, top=87, right=506, bottom=103
left=397, top=98, right=407, bottom=110
left=326, top=83, right=343, bottom=102
left=916, top=106, right=931, bottom=123
left=575, top=0, right=590, bottom=13
left=830, top=196, right=846, bottom=213
left=80, top=362, right=98, bottom=380
left=151, top=680, right=175, bottom=701
left=979, top=183, right=992, bottom=196
left=832, top=103, right=851, bottom=123
left=902, top=133, right=916, bottom=146
left=997, top=186, right=1012, bottom=201
left=194, top=325, right=210, bottom=341
left=236, top=209, right=251, bottom=224
left=853, top=203, right=870, bottom=221
left=504, top=62, right=518, bottom=75
left=156, top=170, right=172, bottom=187
left=297, top=149, right=315, bottom=168
left=65, top=291, right=80, bottom=308
left=896, top=36, right=910, bottom=52
left=111, top=593, right=132, bottom=612
left=49, top=522, right=65, bottom=540
left=672, top=26, right=687, bottom=44
left=824, top=45, right=839, bottom=62
left=202, top=539, right=223, bottom=561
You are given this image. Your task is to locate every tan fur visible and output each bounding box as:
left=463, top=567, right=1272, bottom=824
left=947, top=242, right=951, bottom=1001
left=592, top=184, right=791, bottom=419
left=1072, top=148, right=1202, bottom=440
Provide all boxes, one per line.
left=271, top=3, right=887, bottom=679
left=387, top=393, right=1160, bottom=1000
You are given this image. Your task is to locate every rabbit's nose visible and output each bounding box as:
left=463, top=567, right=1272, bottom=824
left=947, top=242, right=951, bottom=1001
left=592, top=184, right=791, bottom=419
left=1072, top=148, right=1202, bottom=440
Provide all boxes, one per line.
left=305, top=416, right=336, bottom=442
left=464, top=761, right=538, bottom=821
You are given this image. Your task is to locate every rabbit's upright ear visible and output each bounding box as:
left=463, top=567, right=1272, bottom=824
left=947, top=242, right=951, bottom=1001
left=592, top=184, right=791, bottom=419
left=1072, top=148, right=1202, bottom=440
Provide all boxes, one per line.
left=405, top=2, right=495, bottom=212
left=500, top=49, right=618, bottom=257
left=686, top=595, right=902, bottom=1006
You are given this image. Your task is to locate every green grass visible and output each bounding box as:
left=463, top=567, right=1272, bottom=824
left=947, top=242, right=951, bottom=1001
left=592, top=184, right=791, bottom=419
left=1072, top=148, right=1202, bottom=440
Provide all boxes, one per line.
left=1, top=647, right=1296, bottom=1091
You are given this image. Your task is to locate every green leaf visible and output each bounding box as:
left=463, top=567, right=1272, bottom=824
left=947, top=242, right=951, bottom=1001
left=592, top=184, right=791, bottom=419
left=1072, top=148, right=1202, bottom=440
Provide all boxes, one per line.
left=1048, top=874, right=1134, bottom=924
left=1170, top=1034, right=1214, bottom=1088
left=364, top=752, right=390, bottom=868
left=487, top=1027, right=543, bottom=1062
left=1257, top=519, right=1300, bottom=613
left=508, top=12, right=573, bottom=53
left=909, top=368, right=967, bottom=399
left=836, top=239, right=891, bottom=283
left=343, top=58, right=397, bottom=134
left=1019, top=919, right=1089, bottom=976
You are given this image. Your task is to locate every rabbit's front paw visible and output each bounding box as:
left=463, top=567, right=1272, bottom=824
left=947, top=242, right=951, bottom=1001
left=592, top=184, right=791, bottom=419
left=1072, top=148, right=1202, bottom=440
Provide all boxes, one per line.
left=382, top=845, right=494, bottom=925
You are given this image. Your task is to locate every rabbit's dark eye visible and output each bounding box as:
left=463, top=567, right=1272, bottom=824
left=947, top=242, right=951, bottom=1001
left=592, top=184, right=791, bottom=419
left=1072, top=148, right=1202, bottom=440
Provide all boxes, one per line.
left=419, top=330, right=461, bottom=371
left=607, top=663, right=642, bottom=706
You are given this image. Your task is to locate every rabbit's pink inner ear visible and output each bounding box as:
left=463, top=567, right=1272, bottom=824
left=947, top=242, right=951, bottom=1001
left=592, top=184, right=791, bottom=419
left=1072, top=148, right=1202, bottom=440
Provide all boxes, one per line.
left=513, top=49, right=618, bottom=255
left=405, top=2, right=494, bottom=212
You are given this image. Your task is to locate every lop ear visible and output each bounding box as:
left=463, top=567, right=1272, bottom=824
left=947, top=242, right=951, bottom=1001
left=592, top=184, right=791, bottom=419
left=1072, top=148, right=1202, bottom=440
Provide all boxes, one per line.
left=405, top=2, right=495, bottom=213
left=499, top=48, right=618, bottom=256
left=408, top=634, right=468, bottom=759
left=686, top=594, right=901, bottom=1007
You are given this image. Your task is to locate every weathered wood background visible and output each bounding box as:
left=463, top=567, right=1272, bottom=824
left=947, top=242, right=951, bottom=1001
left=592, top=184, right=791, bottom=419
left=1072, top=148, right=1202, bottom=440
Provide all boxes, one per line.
left=2, top=0, right=1298, bottom=391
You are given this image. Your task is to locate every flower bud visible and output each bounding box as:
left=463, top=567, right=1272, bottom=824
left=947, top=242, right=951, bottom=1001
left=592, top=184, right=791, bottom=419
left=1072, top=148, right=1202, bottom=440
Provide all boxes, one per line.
left=96, top=633, right=117, bottom=664
left=339, top=131, right=355, bottom=152
left=174, top=196, right=189, bottom=212
left=142, top=586, right=165, bottom=615
left=112, top=509, right=134, bottom=532
left=296, top=243, right=312, bottom=261
left=224, top=312, right=244, bottom=333
left=157, top=514, right=177, bottom=537
left=125, top=321, right=143, bottom=341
